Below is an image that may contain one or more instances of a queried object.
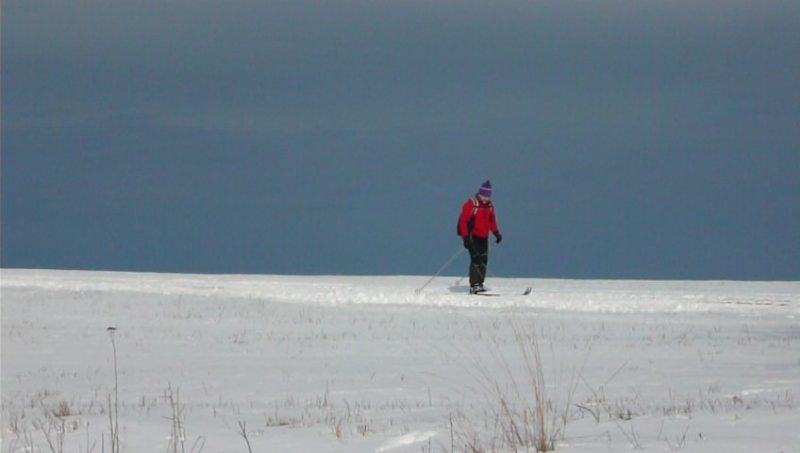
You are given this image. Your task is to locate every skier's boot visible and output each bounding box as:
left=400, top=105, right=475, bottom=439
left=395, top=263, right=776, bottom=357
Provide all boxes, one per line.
left=470, top=284, right=486, bottom=295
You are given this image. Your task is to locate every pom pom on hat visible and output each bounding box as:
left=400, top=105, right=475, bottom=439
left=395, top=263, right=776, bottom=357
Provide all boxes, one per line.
left=478, top=180, right=492, bottom=198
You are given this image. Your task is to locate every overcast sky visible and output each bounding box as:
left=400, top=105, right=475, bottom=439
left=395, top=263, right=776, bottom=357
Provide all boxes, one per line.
left=2, top=0, right=799, bottom=280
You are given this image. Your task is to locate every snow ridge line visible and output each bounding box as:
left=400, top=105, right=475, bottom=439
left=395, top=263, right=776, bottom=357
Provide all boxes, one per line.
left=2, top=269, right=798, bottom=315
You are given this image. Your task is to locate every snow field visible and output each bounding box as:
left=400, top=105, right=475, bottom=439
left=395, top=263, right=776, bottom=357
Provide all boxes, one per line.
left=2, top=270, right=799, bottom=452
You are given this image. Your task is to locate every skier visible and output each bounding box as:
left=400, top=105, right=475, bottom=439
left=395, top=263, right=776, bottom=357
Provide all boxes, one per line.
left=458, top=180, right=502, bottom=294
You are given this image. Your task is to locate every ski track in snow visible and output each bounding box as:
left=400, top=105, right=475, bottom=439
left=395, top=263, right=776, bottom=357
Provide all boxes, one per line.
left=375, top=431, right=437, bottom=452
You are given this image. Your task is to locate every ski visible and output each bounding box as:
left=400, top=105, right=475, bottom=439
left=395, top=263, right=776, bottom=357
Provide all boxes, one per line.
left=472, top=287, right=532, bottom=297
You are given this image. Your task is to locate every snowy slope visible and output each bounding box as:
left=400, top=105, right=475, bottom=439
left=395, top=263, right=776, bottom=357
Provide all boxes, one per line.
left=2, top=269, right=799, bottom=452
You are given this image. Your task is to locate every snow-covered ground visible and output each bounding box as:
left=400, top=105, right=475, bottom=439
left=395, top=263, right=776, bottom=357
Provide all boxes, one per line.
left=2, top=269, right=799, bottom=452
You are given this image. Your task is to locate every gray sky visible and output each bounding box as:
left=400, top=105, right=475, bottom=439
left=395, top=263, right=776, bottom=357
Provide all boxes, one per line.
left=3, top=0, right=799, bottom=280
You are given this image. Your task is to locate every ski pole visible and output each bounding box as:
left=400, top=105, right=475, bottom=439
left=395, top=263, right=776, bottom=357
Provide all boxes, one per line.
left=415, top=247, right=466, bottom=294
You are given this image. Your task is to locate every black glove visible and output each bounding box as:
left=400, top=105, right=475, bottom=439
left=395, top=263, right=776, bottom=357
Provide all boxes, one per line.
left=493, top=231, right=503, bottom=244
left=462, top=236, right=473, bottom=249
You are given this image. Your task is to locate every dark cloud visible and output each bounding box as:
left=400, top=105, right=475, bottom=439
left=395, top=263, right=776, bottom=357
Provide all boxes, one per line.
left=3, top=1, right=799, bottom=279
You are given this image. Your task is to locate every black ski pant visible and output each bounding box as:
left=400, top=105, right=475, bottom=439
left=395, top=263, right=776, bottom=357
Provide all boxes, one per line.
left=468, top=237, right=489, bottom=286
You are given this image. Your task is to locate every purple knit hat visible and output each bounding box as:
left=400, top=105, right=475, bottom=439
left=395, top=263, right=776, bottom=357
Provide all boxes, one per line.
left=478, top=180, right=492, bottom=198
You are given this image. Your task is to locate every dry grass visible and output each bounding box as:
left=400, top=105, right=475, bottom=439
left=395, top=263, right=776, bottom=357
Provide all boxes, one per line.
left=452, top=320, right=578, bottom=452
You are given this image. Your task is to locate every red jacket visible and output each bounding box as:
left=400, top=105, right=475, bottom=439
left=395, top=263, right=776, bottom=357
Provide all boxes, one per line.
left=458, top=197, right=499, bottom=239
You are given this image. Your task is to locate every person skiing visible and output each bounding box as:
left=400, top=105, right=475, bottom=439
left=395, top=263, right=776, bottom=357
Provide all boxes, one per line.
left=458, top=180, right=502, bottom=294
